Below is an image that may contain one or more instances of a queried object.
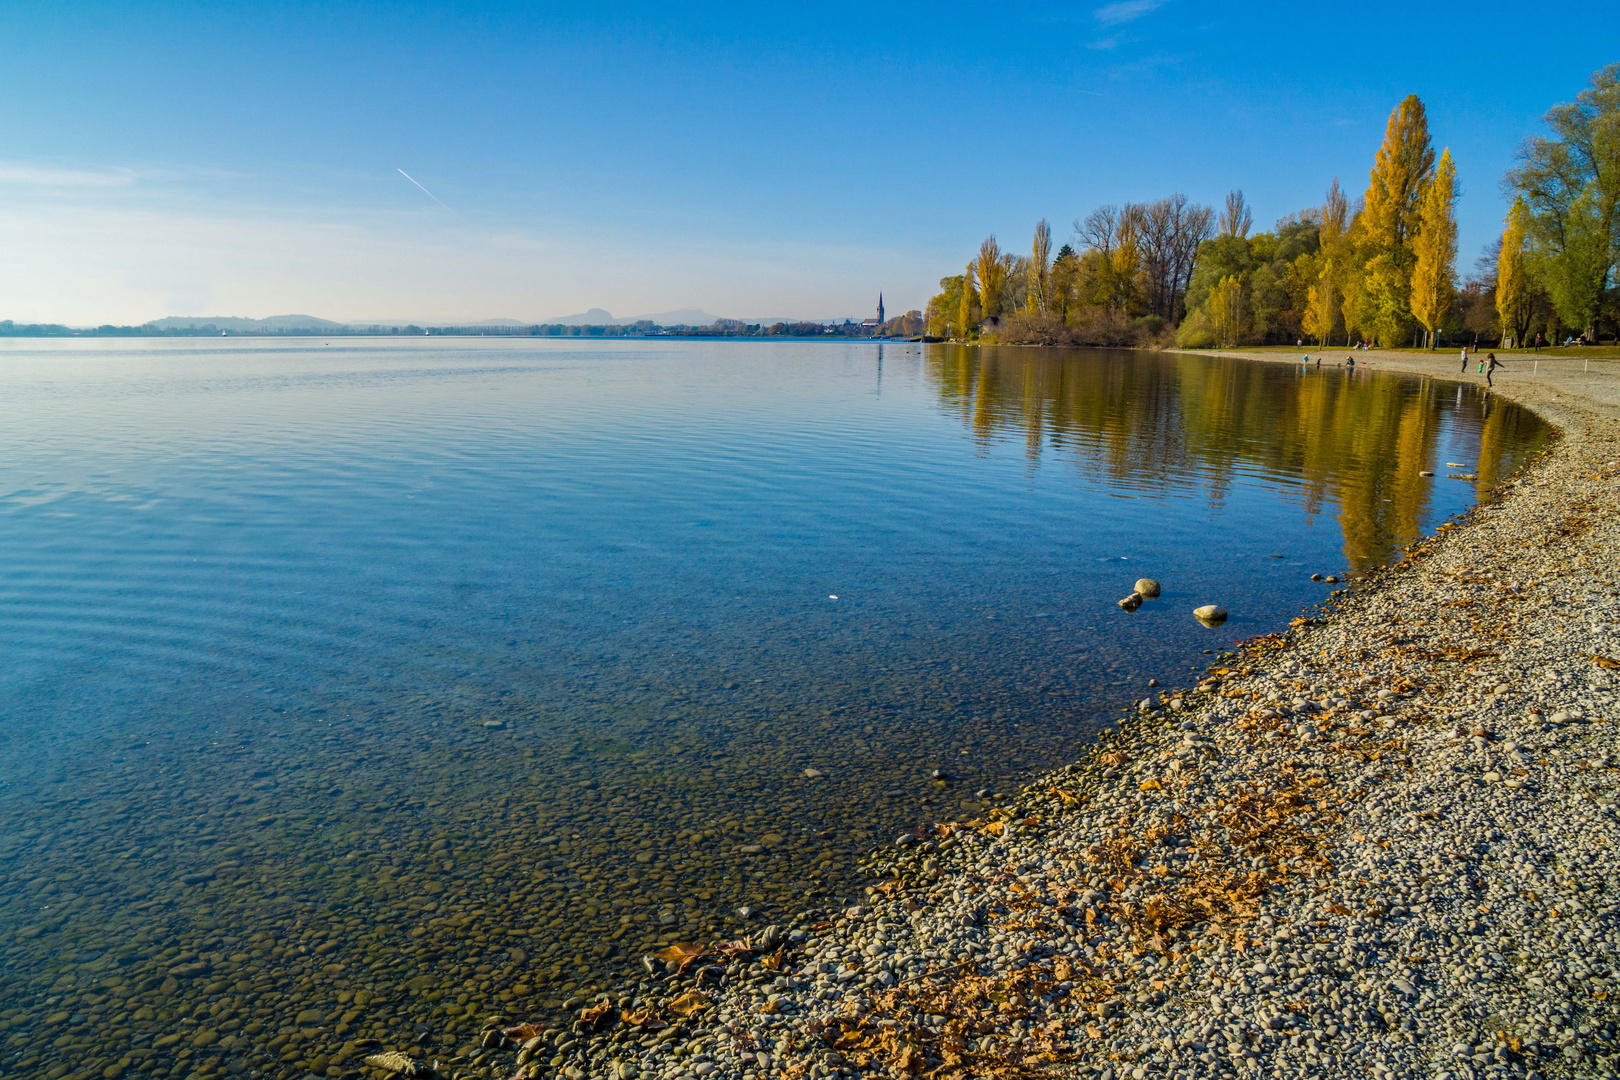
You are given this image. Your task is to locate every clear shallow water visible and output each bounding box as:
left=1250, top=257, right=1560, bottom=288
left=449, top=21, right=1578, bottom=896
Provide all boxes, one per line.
left=0, top=339, right=1546, bottom=1072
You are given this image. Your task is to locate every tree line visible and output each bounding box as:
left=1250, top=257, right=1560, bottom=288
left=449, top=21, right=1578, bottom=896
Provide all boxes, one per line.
left=926, top=64, right=1620, bottom=350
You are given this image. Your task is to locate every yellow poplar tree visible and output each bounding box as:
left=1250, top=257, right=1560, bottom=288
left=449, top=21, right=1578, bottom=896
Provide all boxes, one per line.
left=958, top=263, right=977, bottom=338
left=1409, top=148, right=1458, bottom=348
left=1304, top=263, right=1341, bottom=345
left=1110, top=213, right=1142, bottom=314
left=1307, top=179, right=1351, bottom=345
left=1027, top=220, right=1052, bottom=314
left=1208, top=275, right=1247, bottom=347
left=977, top=237, right=1005, bottom=322
left=1356, top=94, right=1436, bottom=346
left=1495, top=198, right=1530, bottom=348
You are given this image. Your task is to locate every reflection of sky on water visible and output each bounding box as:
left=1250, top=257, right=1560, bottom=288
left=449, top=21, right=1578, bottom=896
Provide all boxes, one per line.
left=0, top=338, right=1546, bottom=759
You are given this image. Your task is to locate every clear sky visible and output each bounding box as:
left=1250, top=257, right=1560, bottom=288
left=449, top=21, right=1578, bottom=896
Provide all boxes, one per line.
left=3, top=1, right=1616, bottom=326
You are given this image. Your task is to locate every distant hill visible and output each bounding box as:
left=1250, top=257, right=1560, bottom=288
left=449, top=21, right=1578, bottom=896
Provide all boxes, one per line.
left=539, top=308, right=730, bottom=327
left=141, top=310, right=845, bottom=332
left=146, top=314, right=347, bottom=331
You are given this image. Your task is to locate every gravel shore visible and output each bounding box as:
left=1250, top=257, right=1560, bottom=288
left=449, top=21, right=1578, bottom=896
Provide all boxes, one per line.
left=417, top=350, right=1620, bottom=1080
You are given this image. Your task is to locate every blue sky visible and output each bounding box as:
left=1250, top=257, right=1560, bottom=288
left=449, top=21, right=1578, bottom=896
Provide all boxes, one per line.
left=2, top=1, right=1616, bottom=325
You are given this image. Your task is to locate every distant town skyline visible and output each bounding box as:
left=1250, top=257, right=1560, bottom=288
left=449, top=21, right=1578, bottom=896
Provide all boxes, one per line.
left=2, top=1, right=1616, bottom=325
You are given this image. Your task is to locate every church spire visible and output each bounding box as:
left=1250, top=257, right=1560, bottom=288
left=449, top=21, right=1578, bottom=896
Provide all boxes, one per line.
left=877, top=293, right=884, bottom=325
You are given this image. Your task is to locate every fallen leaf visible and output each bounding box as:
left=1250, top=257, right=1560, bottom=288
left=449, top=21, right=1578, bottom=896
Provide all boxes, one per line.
left=1139, top=779, right=1162, bottom=792
left=502, top=1023, right=545, bottom=1040
left=651, top=942, right=707, bottom=973
left=1590, top=655, right=1620, bottom=670
left=667, top=991, right=708, bottom=1017
left=576, top=1000, right=614, bottom=1026
left=621, top=1009, right=665, bottom=1030
left=363, top=1052, right=429, bottom=1078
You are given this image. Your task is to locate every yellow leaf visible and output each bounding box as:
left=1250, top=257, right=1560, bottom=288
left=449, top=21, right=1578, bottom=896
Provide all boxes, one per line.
left=667, top=991, right=708, bottom=1017
left=1139, top=779, right=1162, bottom=792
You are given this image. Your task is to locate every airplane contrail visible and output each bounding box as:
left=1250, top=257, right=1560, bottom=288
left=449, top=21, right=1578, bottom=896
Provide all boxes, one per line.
left=397, top=168, right=457, bottom=215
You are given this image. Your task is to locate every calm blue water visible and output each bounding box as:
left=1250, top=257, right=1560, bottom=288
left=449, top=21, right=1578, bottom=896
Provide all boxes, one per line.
left=0, top=338, right=1546, bottom=1055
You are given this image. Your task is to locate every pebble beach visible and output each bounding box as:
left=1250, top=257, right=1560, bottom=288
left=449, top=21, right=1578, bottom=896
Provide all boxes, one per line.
left=397, top=349, right=1620, bottom=1080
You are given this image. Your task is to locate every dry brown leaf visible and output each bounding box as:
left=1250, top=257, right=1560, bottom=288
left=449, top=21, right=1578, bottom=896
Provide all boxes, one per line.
left=651, top=942, right=707, bottom=973
left=502, top=1022, right=545, bottom=1039
left=577, top=1000, right=614, bottom=1026
left=621, top=1009, right=666, bottom=1030
left=667, top=990, right=709, bottom=1017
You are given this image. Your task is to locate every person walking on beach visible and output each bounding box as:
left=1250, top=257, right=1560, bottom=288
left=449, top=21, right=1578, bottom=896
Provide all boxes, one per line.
left=1486, top=352, right=1503, bottom=387
left=1461, top=346, right=1469, bottom=373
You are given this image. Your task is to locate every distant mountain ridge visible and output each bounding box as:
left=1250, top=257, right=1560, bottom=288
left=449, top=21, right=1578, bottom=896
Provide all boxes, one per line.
left=539, top=308, right=724, bottom=326
left=146, top=314, right=347, bottom=331
left=146, top=309, right=849, bottom=331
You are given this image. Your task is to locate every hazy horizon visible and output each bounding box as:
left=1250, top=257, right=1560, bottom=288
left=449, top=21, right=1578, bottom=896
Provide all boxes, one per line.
left=3, top=1, right=1617, bottom=325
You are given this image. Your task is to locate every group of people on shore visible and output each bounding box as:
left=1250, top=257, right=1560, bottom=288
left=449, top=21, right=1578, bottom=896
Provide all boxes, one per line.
left=1293, top=345, right=1505, bottom=387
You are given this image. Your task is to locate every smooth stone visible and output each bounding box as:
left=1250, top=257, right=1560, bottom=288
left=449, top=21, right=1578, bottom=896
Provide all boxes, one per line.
left=1118, top=593, right=1143, bottom=612
left=482, top=720, right=506, bottom=729
left=802, top=768, right=823, bottom=779
left=1193, top=605, right=1228, bottom=626
left=1133, top=578, right=1161, bottom=599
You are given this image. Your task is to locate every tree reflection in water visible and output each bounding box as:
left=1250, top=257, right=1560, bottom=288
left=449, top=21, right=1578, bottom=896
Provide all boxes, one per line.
left=924, top=345, right=1549, bottom=569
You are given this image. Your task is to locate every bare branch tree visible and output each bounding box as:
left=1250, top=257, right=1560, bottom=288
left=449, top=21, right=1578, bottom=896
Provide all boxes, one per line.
left=1219, top=189, right=1253, bottom=239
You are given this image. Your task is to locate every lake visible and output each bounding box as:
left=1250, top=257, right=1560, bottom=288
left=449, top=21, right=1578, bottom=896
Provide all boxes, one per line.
left=0, top=338, right=1547, bottom=1073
